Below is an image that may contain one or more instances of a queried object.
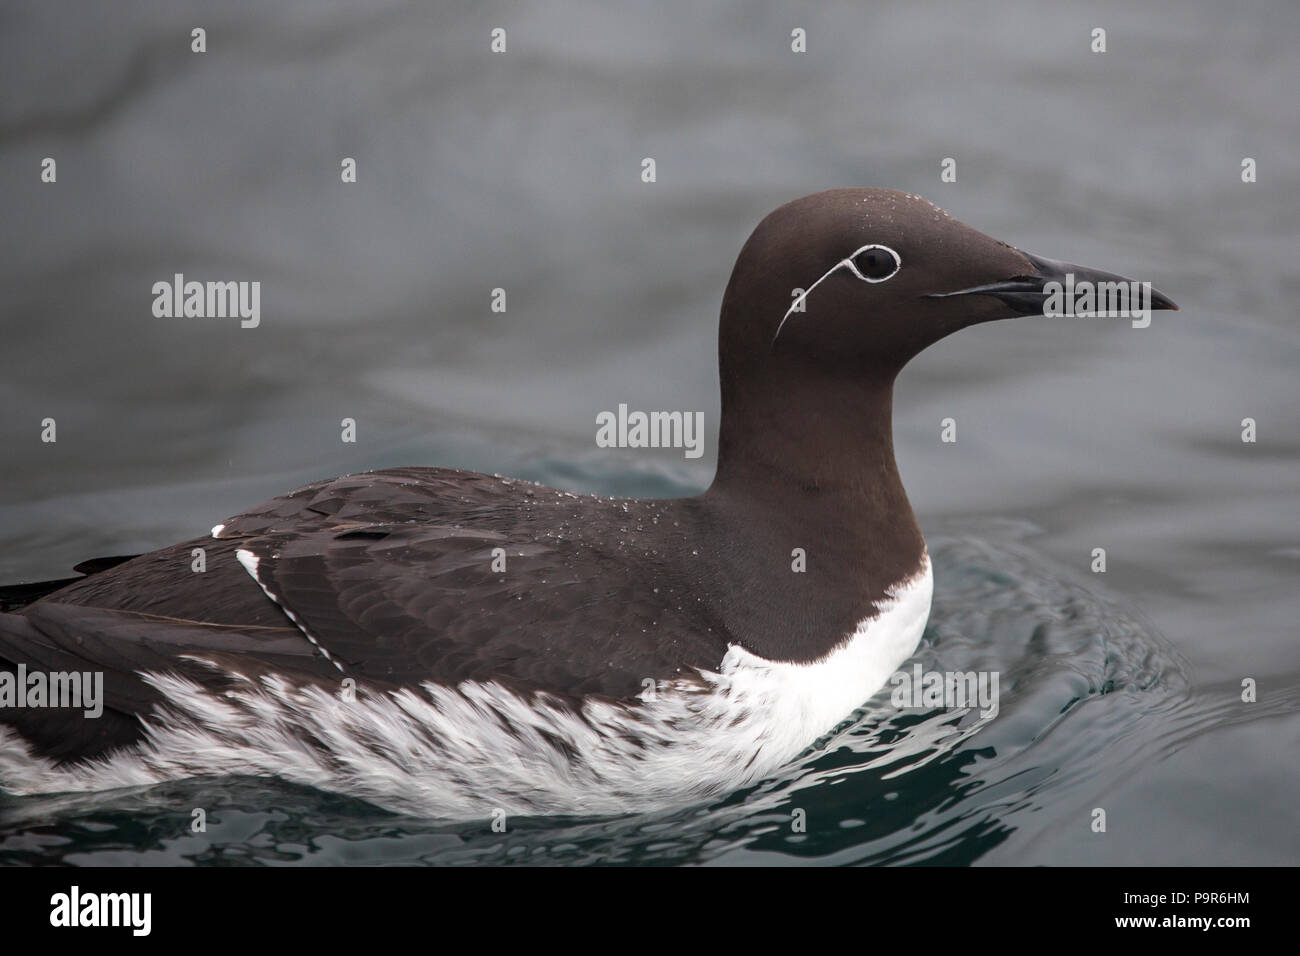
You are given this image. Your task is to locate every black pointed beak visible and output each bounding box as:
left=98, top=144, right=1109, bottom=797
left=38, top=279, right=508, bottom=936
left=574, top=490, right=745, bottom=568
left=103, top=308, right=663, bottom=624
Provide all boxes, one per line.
left=928, top=251, right=1179, bottom=316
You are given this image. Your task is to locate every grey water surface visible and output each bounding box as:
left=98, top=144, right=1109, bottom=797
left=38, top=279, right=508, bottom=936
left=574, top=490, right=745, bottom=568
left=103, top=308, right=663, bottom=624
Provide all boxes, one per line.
left=0, top=0, right=1296, bottom=865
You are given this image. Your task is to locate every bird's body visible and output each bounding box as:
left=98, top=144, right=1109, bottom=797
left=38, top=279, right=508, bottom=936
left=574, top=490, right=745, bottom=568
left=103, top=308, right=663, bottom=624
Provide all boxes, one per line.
left=0, top=189, right=1174, bottom=817
left=0, top=466, right=931, bottom=816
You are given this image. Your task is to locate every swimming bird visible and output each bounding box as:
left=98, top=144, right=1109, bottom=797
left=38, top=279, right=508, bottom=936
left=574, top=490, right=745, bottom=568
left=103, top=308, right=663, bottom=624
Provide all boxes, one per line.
left=0, top=188, right=1176, bottom=817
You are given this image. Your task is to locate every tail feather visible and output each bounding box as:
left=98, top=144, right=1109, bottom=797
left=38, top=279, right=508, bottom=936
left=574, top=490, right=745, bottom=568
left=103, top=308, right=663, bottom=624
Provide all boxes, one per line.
left=0, top=554, right=140, bottom=612
left=0, top=577, right=81, bottom=612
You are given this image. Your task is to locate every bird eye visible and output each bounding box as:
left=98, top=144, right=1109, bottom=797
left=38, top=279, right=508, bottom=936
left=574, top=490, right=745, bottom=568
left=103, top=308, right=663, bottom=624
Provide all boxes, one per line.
left=848, top=244, right=901, bottom=282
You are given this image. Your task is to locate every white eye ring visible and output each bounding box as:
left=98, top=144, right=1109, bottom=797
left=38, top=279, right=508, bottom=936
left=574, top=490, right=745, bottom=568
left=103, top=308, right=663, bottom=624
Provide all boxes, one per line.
left=843, top=243, right=901, bottom=283
left=773, top=242, right=903, bottom=344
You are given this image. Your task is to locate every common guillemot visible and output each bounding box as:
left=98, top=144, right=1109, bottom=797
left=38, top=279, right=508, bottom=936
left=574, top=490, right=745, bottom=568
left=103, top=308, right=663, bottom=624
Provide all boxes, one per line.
left=0, top=189, right=1176, bottom=818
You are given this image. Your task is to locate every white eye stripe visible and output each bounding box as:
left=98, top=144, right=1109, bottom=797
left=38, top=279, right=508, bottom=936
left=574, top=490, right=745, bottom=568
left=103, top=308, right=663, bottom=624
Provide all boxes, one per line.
left=772, top=243, right=902, bottom=344
left=843, top=244, right=901, bottom=283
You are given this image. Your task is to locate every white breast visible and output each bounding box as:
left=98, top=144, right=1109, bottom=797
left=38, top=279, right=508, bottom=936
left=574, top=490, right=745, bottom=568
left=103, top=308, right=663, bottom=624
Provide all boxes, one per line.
left=704, top=552, right=934, bottom=772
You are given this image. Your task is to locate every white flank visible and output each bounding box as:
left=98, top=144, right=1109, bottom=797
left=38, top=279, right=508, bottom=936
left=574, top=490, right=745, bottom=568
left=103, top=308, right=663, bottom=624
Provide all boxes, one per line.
left=0, top=556, right=932, bottom=819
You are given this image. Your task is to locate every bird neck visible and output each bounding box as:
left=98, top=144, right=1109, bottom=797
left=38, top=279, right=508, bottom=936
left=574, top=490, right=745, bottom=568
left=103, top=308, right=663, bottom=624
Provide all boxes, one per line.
left=709, top=372, right=911, bottom=515
left=698, top=371, right=927, bottom=661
